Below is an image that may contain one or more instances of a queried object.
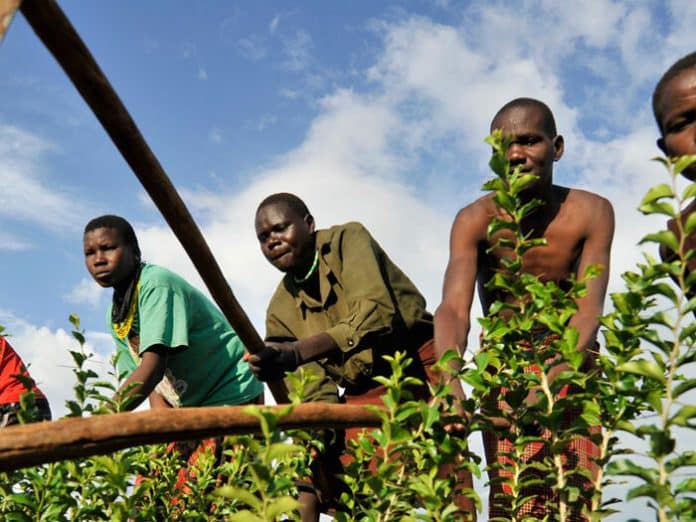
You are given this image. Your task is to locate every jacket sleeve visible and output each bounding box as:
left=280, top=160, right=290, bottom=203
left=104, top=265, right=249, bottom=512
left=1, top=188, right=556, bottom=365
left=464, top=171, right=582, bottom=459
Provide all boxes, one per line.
left=265, top=285, right=299, bottom=343
left=324, top=223, right=399, bottom=353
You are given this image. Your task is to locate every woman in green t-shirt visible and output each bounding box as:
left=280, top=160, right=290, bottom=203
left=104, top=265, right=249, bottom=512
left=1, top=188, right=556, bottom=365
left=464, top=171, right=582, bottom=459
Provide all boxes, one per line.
left=83, top=214, right=263, bottom=494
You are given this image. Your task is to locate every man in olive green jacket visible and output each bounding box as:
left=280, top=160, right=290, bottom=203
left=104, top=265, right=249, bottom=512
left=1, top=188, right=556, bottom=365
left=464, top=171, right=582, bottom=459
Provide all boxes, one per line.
left=248, top=192, right=474, bottom=521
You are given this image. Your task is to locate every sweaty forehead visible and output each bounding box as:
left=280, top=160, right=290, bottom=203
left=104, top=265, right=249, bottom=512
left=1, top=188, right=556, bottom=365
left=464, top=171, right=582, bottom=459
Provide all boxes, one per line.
left=658, top=68, right=696, bottom=118
left=83, top=227, right=124, bottom=248
left=491, top=105, right=551, bottom=136
left=85, top=226, right=118, bottom=239
left=256, top=202, right=298, bottom=225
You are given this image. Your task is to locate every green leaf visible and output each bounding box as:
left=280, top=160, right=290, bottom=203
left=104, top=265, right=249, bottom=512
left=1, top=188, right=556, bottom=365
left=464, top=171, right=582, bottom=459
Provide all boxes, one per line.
left=673, top=154, right=696, bottom=176
left=649, top=431, right=675, bottom=458
left=510, top=173, right=539, bottom=194
left=652, top=156, right=670, bottom=168
left=639, top=231, right=679, bottom=253
left=69, top=313, right=81, bottom=329
left=226, top=510, right=265, bottom=522
left=667, top=451, right=696, bottom=470
left=640, top=183, right=674, bottom=205
left=487, top=219, right=516, bottom=237
left=682, top=182, right=696, bottom=201
left=267, top=496, right=302, bottom=519
left=267, top=442, right=304, bottom=461
left=626, top=483, right=659, bottom=502
left=214, top=486, right=262, bottom=510
left=675, top=478, right=696, bottom=494
left=488, top=152, right=508, bottom=177
left=672, top=380, right=696, bottom=400
left=616, top=360, right=666, bottom=384
left=638, top=201, right=677, bottom=218
left=492, top=191, right=516, bottom=212
left=671, top=405, right=696, bottom=427
left=685, top=210, right=696, bottom=235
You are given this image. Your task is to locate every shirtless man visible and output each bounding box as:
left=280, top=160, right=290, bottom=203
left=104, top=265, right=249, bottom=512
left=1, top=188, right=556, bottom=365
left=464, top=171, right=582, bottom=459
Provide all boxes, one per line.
left=653, top=52, right=696, bottom=302
left=434, top=97, right=614, bottom=519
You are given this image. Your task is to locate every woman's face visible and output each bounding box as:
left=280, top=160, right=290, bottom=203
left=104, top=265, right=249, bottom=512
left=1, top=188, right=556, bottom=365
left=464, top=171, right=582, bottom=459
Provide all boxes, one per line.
left=83, top=227, right=139, bottom=289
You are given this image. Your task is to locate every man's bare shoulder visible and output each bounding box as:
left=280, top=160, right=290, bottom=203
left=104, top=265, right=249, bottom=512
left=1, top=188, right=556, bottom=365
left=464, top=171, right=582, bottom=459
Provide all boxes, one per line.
left=561, top=187, right=614, bottom=224
left=454, top=193, right=498, bottom=223
left=450, top=194, right=498, bottom=241
left=564, top=187, right=612, bottom=208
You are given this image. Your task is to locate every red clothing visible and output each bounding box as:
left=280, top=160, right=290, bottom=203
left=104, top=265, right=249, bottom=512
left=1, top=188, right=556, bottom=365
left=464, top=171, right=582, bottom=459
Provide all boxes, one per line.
left=311, top=339, right=475, bottom=518
left=0, top=337, right=46, bottom=404
left=483, top=337, right=600, bottom=522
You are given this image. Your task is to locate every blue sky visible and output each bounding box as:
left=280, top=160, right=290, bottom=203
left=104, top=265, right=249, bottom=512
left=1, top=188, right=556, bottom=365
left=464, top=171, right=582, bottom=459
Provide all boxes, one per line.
left=1, top=1, right=695, bottom=518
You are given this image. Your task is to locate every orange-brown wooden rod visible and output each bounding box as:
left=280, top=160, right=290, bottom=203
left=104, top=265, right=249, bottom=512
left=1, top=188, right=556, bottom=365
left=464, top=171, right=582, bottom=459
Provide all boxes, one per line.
left=0, top=403, right=382, bottom=471
left=18, top=0, right=288, bottom=403
left=0, top=0, right=21, bottom=43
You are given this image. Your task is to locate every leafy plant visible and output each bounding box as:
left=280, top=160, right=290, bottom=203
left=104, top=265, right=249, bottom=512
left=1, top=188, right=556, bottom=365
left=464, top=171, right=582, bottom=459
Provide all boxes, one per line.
left=0, top=152, right=693, bottom=522
left=465, top=129, right=607, bottom=521
left=336, top=351, right=478, bottom=521
left=600, top=155, right=696, bottom=521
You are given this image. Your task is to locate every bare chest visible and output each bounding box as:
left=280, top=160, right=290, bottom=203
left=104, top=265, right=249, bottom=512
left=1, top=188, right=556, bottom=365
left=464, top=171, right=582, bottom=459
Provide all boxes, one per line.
left=485, top=222, right=585, bottom=283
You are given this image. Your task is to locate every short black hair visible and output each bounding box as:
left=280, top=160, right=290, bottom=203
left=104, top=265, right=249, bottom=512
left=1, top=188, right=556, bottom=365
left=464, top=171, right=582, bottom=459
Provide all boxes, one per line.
left=256, top=192, right=311, bottom=219
left=652, top=52, right=696, bottom=134
left=491, top=97, right=557, bottom=137
left=84, top=215, right=141, bottom=261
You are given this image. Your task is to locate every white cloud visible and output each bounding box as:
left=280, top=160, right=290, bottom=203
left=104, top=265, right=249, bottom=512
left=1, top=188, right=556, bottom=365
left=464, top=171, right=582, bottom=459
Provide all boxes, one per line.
left=279, top=87, right=299, bottom=99
left=281, top=29, right=312, bottom=71
left=198, top=67, right=208, bottom=81
left=0, top=311, right=114, bottom=418
left=0, top=231, right=33, bottom=251
left=180, top=42, right=197, bottom=59
left=0, top=124, right=87, bottom=230
left=269, top=14, right=281, bottom=34
left=237, top=34, right=267, bottom=61
left=209, top=127, right=223, bottom=144
left=64, top=277, right=106, bottom=308
left=257, top=114, right=278, bottom=132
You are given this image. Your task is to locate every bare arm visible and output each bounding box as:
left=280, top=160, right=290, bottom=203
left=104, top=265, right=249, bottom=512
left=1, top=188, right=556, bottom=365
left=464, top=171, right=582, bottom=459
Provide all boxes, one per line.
left=434, top=202, right=489, bottom=400
left=148, top=391, right=172, bottom=409
left=113, top=345, right=168, bottom=411
left=547, top=196, right=615, bottom=385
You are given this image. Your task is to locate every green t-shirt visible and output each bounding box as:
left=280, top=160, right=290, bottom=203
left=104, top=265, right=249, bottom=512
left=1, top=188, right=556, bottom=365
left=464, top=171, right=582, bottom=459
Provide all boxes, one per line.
left=108, top=264, right=262, bottom=407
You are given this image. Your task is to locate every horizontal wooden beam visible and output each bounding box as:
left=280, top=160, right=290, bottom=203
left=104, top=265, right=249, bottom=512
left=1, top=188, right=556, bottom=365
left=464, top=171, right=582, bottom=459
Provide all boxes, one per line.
left=0, top=403, right=382, bottom=472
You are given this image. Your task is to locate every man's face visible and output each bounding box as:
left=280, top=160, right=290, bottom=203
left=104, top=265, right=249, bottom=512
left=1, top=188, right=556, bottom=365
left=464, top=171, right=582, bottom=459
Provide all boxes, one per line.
left=657, top=68, right=696, bottom=181
left=83, top=227, right=138, bottom=289
left=255, top=203, right=315, bottom=273
left=491, top=105, right=563, bottom=189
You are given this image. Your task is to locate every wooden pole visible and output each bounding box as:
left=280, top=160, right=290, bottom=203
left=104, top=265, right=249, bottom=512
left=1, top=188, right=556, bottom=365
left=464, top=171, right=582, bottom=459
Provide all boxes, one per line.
left=0, top=403, right=382, bottom=472
left=18, top=0, right=289, bottom=403
left=0, top=0, right=21, bottom=43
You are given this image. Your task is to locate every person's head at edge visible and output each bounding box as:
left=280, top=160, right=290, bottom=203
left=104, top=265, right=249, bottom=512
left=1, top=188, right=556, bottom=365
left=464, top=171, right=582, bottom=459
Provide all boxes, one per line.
left=653, top=51, right=696, bottom=181
left=83, top=215, right=141, bottom=292
left=255, top=192, right=317, bottom=278
left=490, top=97, right=564, bottom=194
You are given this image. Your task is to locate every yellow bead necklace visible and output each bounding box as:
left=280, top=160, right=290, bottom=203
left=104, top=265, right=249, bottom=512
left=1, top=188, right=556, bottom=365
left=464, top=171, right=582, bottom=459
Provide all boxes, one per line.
left=113, top=281, right=140, bottom=339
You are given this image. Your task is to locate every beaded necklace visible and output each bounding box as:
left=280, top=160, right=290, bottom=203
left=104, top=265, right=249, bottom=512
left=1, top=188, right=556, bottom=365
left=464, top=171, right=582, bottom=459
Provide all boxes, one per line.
left=113, top=281, right=140, bottom=339
left=293, top=250, right=319, bottom=284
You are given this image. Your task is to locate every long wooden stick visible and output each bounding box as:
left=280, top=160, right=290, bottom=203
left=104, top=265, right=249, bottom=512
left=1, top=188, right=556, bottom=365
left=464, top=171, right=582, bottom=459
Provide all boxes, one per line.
left=18, top=0, right=289, bottom=403
left=0, top=0, right=21, bottom=43
left=0, top=403, right=382, bottom=472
